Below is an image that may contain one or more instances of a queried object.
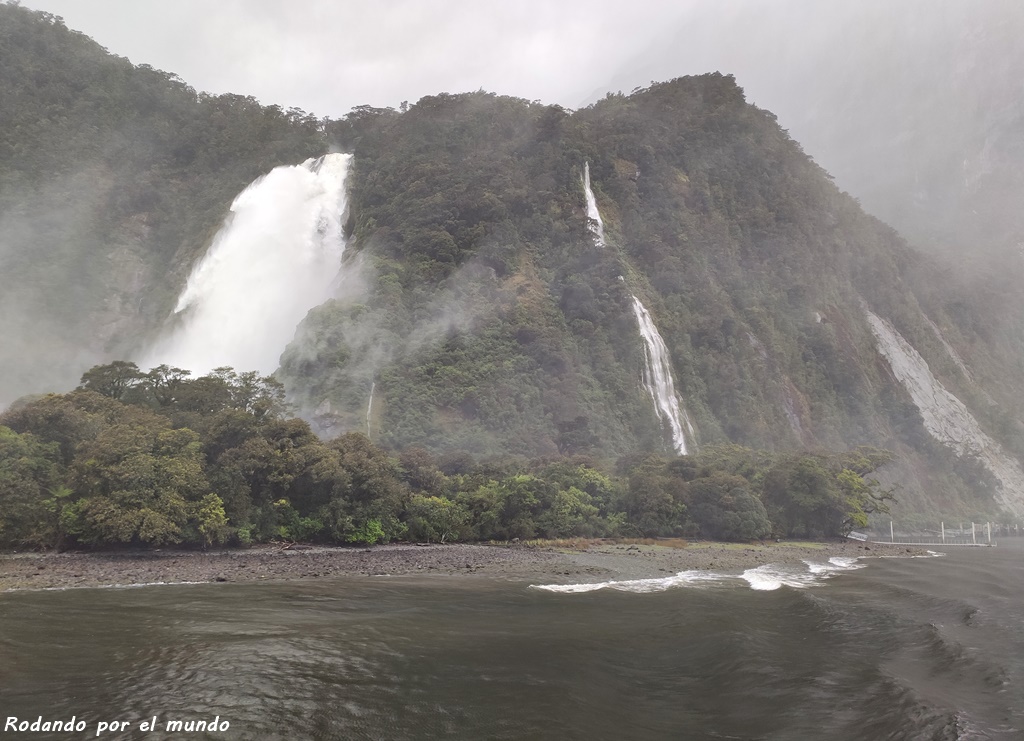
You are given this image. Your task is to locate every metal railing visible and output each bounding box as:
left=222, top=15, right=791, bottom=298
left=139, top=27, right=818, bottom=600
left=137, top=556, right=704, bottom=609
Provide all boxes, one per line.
left=851, top=521, right=1015, bottom=547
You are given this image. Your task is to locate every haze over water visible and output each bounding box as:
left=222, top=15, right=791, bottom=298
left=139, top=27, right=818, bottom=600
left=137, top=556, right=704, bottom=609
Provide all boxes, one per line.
left=4, top=544, right=1022, bottom=739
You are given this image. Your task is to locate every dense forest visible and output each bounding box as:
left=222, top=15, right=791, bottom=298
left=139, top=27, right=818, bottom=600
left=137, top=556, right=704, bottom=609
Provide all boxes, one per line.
left=0, top=362, right=898, bottom=549
left=1, top=1, right=1022, bottom=543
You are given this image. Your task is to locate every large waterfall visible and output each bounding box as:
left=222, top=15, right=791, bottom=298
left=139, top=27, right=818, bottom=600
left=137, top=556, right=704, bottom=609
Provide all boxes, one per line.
left=631, top=295, right=695, bottom=455
left=866, top=308, right=1024, bottom=516
left=142, top=153, right=351, bottom=375
left=581, top=162, right=605, bottom=247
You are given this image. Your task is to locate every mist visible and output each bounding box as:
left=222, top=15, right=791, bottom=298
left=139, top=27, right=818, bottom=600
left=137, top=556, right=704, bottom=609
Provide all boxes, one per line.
left=589, top=0, right=1024, bottom=265
left=23, top=0, right=1024, bottom=260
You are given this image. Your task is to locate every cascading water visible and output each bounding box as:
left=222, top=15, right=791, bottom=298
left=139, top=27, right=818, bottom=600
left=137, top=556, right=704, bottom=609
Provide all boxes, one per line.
left=576, top=162, right=693, bottom=454
left=866, top=308, right=1024, bottom=516
left=366, top=381, right=375, bottom=437
left=581, top=162, right=605, bottom=247
left=631, top=295, right=695, bottom=455
left=142, top=153, right=352, bottom=376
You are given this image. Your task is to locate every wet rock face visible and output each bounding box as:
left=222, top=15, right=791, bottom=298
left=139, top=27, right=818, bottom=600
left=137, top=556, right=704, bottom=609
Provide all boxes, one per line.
left=865, top=308, right=1024, bottom=517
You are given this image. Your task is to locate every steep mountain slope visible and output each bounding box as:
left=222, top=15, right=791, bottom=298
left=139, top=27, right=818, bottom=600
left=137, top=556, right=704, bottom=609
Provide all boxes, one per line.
left=591, top=0, right=1024, bottom=442
left=279, top=79, right=1023, bottom=519
left=3, top=4, right=1022, bottom=522
left=0, top=2, right=325, bottom=405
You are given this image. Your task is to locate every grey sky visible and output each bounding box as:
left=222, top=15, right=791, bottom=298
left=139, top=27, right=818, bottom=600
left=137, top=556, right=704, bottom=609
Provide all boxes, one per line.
left=21, top=2, right=1017, bottom=153
left=20, top=0, right=694, bottom=118
left=19, top=0, right=1024, bottom=246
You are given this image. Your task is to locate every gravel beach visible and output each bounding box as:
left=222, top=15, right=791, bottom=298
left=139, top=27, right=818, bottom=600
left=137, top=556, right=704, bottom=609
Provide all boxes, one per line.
left=0, top=540, right=926, bottom=591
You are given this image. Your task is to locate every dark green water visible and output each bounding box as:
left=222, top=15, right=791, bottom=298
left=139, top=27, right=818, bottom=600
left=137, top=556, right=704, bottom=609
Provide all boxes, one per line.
left=3, top=544, right=1023, bottom=740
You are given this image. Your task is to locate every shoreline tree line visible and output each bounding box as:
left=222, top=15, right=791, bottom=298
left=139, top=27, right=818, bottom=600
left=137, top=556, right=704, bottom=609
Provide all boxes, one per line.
left=0, top=362, right=896, bottom=551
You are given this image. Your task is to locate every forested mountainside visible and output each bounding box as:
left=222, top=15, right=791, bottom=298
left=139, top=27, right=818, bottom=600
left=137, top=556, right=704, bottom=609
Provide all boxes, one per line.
left=594, top=0, right=1024, bottom=402
left=282, top=79, right=1024, bottom=518
left=2, top=1, right=1024, bottom=527
left=0, top=2, right=325, bottom=404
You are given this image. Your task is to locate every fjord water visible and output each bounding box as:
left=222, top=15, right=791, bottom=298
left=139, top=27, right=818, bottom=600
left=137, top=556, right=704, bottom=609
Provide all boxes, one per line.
left=4, top=545, right=1023, bottom=740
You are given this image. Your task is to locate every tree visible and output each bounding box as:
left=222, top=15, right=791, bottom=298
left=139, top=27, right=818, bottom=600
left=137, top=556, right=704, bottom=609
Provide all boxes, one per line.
left=687, top=473, right=771, bottom=541
left=311, top=433, right=409, bottom=544
left=536, top=486, right=602, bottom=538
left=65, top=413, right=208, bottom=546
left=405, top=495, right=470, bottom=543
left=399, top=447, right=447, bottom=495
left=759, top=452, right=897, bottom=538
left=0, top=426, right=63, bottom=548
left=0, top=390, right=125, bottom=466
left=144, top=365, right=191, bottom=408
left=761, top=456, right=840, bottom=537
left=835, top=467, right=896, bottom=534
left=78, top=361, right=144, bottom=400
left=193, top=493, right=229, bottom=548
left=620, top=456, right=687, bottom=536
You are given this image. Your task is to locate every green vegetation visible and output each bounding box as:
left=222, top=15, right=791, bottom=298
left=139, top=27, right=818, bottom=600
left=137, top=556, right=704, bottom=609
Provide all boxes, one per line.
left=281, top=77, right=1014, bottom=520
left=0, top=1, right=326, bottom=402
left=0, top=364, right=895, bottom=550
left=1, top=2, right=1018, bottom=525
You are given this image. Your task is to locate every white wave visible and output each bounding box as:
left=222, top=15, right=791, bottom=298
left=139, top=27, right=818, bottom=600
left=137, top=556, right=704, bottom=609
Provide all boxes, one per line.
left=872, top=550, right=946, bottom=559
left=803, top=556, right=869, bottom=575
left=3, top=580, right=211, bottom=594
left=533, top=557, right=872, bottom=594
left=532, top=570, right=727, bottom=594
left=740, top=564, right=822, bottom=591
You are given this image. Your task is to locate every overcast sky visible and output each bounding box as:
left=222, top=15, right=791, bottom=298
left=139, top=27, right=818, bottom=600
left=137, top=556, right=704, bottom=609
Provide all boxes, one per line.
left=20, top=0, right=701, bottom=118
left=19, top=0, right=1023, bottom=225
left=19, top=2, right=1013, bottom=123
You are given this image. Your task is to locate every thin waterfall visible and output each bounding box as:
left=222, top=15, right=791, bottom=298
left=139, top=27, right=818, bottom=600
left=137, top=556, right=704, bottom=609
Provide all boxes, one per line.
left=575, top=162, right=694, bottom=453
left=366, top=381, right=375, bottom=437
left=142, top=153, right=352, bottom=375
left=582, top=162, right=605, bottom=247
left=631, top=295, right=694, bottom=455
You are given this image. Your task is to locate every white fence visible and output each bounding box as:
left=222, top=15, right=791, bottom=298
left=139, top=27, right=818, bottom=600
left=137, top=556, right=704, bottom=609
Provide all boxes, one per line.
left=852, top=521, right=1017, bottom=547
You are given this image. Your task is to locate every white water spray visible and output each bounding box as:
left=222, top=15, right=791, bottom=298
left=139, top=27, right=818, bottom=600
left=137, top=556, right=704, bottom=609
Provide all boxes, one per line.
left=631, top=295, right=694, bottom=455
left=142, top=153, right=352, bottom=375
left=581, top=162, right=605, bottom=247
left=865, top=308, right=1024, bottom=516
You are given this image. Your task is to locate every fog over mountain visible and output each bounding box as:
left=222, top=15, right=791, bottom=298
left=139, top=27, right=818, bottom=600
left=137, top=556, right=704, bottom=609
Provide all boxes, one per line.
left=591, top=0, right=1024, bottom=264
left=23, top=0, right=1024, bottom=264
left=4, top=0, right=1024, bottom=524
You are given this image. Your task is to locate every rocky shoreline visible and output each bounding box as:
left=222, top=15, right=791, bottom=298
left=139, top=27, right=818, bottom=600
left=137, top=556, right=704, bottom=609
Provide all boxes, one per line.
left=0, top=540, right=929, bottom=592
